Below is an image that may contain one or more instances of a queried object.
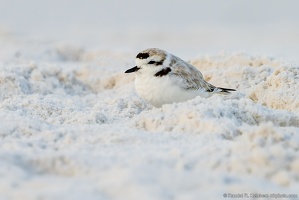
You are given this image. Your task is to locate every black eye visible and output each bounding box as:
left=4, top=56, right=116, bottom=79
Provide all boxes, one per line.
left=148, top=61, right=156, bottom=64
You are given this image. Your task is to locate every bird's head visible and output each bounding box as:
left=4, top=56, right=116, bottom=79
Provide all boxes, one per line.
left=125, top=48, right=168, bottom=76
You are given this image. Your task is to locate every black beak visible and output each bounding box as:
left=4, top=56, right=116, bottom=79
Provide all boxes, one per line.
left=125, top=66, right=140, bottom=73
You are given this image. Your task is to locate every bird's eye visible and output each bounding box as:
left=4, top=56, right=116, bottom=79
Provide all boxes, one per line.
left=148, top=61, right=156, bottom=64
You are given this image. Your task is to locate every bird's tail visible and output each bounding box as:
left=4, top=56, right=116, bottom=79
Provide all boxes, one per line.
left=214, top=87, right=236, bottom=94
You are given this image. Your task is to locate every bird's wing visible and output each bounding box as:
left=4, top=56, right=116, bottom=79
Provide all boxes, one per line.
left=169, top=56, right=215, bottom=91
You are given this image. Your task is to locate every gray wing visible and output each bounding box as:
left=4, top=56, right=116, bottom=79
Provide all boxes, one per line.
left=169, top=56, right=216, bottom=91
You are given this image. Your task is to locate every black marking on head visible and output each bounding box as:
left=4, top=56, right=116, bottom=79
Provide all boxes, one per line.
left=136, top=53, right=149, bottom=59
left=148, top=61, right=155, bottom=64
left=148, top=60, right=164, bottom=66
left=155, top=60, right=164, bottom=66
left=154, top=67, right=171, bottom=77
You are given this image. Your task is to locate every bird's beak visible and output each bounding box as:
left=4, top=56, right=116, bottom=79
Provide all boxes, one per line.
left=125, top=66, right=140, bottom=73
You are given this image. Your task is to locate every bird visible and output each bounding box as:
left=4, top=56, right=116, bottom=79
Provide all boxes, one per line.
left=125, top=48, right=236, bottom=107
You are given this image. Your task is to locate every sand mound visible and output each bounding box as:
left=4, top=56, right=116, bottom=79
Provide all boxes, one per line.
left=1, top=50, right=298, bottom=199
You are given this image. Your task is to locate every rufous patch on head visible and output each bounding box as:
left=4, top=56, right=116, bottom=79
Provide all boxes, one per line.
left=146, top=48, right=166, bottom=60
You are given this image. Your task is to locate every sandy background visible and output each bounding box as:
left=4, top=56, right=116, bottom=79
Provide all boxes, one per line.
left=0, top=0, right=299, bottom=199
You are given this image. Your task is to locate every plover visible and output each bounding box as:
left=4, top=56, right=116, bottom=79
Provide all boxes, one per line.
left=125, top=48, right=236, bottom=107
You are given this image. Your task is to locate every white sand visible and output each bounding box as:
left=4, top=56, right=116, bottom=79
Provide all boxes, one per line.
left=0, top=1, right=299, bottom=199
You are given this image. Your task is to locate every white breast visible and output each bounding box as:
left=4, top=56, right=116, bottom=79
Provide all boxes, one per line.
left=134, top=73, right=203, bottom=107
